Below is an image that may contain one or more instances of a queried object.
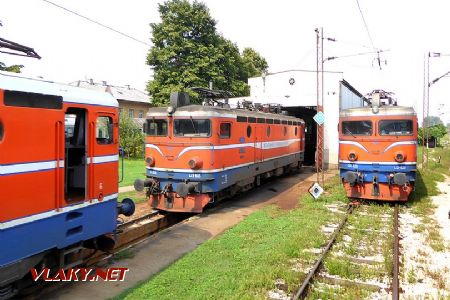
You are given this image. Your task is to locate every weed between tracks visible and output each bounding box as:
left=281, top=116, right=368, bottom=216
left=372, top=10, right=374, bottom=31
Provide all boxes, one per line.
left=114, top=176, right=346, bottom=300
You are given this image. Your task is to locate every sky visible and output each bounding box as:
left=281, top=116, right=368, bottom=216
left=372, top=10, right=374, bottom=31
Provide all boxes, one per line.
left=1, top=0, right=450, bottom=124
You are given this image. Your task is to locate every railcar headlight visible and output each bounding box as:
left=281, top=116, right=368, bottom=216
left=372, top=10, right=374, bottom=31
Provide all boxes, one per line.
left=188, top=157, right=203, bottom=169
left=146, top=156, right=155, bottom=167
left=348, top=151, right=358, bottom=162
left=394, top=151, right=406, bottom=163
left=167, top=106, right=175, bottom=114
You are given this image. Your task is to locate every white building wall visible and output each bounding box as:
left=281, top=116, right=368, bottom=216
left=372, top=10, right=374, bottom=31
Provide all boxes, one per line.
left=242, top=70, right=346, bottom=167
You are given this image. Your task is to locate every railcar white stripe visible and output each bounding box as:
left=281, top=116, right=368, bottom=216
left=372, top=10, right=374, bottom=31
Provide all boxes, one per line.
left=146, top=152, right=303, bottom=173
left=383, top=141, right=417, bottom=152
left=0, top=193, right=118, bottom=230
left=339, top=141, right=369, bottom=152
left=1, top=155, right=117, bottom=175
left=91, top=154, right=119, bottom=164
left=339, top=160, right=417, bottom=165
left=0, top=160, right=61, bottom=176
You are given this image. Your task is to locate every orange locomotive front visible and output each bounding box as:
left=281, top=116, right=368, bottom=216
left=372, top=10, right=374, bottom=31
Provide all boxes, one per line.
left=339, top=105, right=417, bottom=201
left=135, top=92, right=305, bottom=213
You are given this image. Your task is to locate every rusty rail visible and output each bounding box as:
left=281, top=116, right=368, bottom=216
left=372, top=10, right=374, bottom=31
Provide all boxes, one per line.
left=293, top=203, right=354, bottom=300
left=392, top=204, right=400, bottom=300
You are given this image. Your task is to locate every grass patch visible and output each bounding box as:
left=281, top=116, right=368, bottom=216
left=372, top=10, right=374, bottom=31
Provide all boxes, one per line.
left=119, top=158, right=145, bottom=187
left=115, top=176, right=347, bottom=299
left=119, top=190, right=147, bottom=204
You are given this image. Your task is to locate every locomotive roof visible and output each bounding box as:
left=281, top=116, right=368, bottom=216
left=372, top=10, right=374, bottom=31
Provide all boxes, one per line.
left=0, top=71, right=118, bottom=107
left=339, top=105, right=416, bottom=117
left=146, top=104, right=305, bottom=123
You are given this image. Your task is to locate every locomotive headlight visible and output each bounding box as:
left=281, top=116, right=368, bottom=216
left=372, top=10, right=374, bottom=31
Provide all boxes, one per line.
left=394, top=151, right=406, bottom=163
left=188, top=157, right=203, bottom=169
left=167, top=106, right=175, bottom=115
left=348, top=151, right=358, bottom=162
left=146, top=156, right=155, bottom=167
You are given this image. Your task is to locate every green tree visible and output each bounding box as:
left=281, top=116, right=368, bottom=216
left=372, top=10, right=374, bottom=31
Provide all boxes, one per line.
left=242, top=47, right=268, bottom=78
left=146, top=0, right=266, bottom=105
left=119, top=114, right=144, bottom=158
left=0, top=62, right=23, bottom=73
left=419, top=124, right=447, bottom=146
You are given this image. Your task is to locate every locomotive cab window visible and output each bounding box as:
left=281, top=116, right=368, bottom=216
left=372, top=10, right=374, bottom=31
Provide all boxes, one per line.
left=220, top=123, right=231, bottom=138
left=96, top=116, right=113, bottom=144
left=379, top=120, right=413, bottom=136
left=342, top=120, right=372, bottom=136
left=174, top=119, right=211, bottom=137
left=147, top=119, right=168, bottom=136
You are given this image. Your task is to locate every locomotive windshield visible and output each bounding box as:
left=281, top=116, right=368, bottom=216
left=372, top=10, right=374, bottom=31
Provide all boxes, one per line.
left=146, top=119, right=168, bottom=136
left=342, top=120, right=372, bottom=136
left=174, top=119, right=211, bottom=137
left=379, top=119, right=413, bottom=136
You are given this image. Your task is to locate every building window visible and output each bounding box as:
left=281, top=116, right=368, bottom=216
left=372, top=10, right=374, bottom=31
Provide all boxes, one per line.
left=129, top=109, right=134, bottom=118
left=138, top=110, right=144, bottom=118
left=96, top=116, right=113, bottom=144
left=119, top=108, right=123, bottom=115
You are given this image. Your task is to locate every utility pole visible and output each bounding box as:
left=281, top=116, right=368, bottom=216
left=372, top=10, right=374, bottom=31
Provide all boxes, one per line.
left=422, top=53, right=427, bottom=169
left=315, top=28, right=325, bottom=186
left=425, top=52, right=430, bottom=169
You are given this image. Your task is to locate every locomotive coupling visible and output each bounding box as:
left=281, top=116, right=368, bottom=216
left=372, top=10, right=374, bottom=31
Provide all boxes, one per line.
left=176, top=182, right=198, bottom=197
left=134, top=178, right=155, bottom=192
left=117, top=198, right=135, bottom=216
left=343, top=171, right=358, bottom=185
left=392, top=173, right=408, bottom=186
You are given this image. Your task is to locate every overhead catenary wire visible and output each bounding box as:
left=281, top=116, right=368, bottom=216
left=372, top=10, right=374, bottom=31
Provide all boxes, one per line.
left=355, top=0, right=376, bottom=50
left=41, top=0, right=151, bottom=47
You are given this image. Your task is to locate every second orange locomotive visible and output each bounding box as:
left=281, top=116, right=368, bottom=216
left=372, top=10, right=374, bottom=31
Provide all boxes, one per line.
left=339, top=95, right=417, bottom=201
left=135, top=92, right=305, bottom=212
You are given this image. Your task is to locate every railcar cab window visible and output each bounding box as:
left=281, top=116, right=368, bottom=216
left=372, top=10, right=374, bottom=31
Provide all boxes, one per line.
left=379, top=120, right=413, bottom=136
left=146, top=119, right=168, bottom=136
left=174, top=119, right=211, bottom=137
left=96, top=116, right=113, bottom=144
left=342, top=121, right=372, bottom=136
left=219, top=123, right=231, bottom=138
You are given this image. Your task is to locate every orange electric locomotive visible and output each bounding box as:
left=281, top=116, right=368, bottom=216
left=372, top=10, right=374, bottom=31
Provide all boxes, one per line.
left=135, top=90, right=305, bottom=213
left=339, top=92, right=417, bottom=201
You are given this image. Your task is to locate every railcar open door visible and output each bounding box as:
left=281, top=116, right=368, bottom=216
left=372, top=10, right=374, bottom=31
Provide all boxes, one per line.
left=64, top=107, right=87, bottom=202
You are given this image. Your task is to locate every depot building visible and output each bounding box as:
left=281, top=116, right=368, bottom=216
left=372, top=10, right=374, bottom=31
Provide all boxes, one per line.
left=230, top=70, right=365, bottom=169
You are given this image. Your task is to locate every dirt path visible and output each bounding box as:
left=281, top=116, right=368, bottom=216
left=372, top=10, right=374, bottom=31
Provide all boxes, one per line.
left=48, top=168, right=336, bottom=300
left=400, top=175, right=450, bottom=298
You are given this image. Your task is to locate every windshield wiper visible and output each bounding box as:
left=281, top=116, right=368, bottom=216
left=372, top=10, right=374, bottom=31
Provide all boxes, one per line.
left=189, top=117, right=198, bottom=135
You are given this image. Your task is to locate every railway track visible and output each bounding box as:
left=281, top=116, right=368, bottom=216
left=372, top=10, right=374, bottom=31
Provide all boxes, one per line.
left=293, top=203, right=401, bottom=300
left=25, top=210, right=189, bottom=299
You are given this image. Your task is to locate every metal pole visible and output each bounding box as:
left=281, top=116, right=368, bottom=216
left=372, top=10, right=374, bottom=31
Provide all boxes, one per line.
left=421, top=53, right=426, bottom=170
left=315, top=28, right=320, bottom=184
left=321, top=29, right=325, bottom=186
left=426, top=52, right=430, bottom=168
